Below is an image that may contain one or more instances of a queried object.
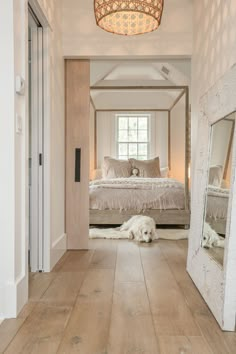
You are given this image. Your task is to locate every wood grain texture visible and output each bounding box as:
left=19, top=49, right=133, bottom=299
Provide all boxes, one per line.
left=4, top=303, right=72, bottom=354
left=29, top=272, right=56, bottom=301
left=141, top=243, right=200, bottom=336
left=158, top=335, right=213, bottom=354
left=57, top=269, right=114, bottom=354
left=89, top=248, right=117, bottom=269
left=65, top=59, right=90, bottom=249
left=115, top=241, right=144, bottom=283
left=53, top=250, right=94, bottom=272
left=108, top=282, right=160, bottom=354
left=39, top=272, right=85, bottom=306
left=1, top=239, right=236, bottom=353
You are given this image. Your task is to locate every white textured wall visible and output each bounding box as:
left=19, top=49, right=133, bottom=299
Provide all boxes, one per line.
left=191, top=0, right=236, bottom=168
left=191, top=0, right=236, bottom=208
left=62, top=0, right=192, bottom=57
left=0, top=0, right=65, bottom=318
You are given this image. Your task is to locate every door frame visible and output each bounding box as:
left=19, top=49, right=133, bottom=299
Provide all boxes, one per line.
left=28, top=1, right=51, bottom=272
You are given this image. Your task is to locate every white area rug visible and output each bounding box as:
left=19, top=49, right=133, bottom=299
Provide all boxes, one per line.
left=89, top=228, right=188, bottom=240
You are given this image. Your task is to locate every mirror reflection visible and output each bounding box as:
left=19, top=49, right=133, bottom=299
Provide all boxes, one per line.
left=202, top=112, right=235, bottom=265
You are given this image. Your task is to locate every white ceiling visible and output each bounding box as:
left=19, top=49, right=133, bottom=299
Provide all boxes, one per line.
left=90, top=59, right=191, bottom=110
left=62, top=0, right=193, bottom=57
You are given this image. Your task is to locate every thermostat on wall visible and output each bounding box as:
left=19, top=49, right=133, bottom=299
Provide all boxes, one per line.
left=15, top=75, right=25, bottom=95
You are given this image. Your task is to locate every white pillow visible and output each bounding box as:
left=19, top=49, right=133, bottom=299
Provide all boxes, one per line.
left=160, top=167, right=169, bottom=178
left=102, top=157, right=132, bottom=179
left=129, top=157, right=161, bottom=178
left=209, top=165, right=223, bottom=187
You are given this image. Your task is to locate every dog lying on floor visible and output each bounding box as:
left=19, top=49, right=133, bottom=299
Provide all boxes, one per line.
left=120, top=215, right=156, bottom=243
left=202, top=222, right=225, bottom=248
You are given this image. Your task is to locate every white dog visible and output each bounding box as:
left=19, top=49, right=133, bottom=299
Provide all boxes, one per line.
left=120, top=215, right=156, bottom=243
left=202, top=222, right=225, bottom=248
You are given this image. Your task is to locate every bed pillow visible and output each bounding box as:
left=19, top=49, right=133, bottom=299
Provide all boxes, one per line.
left=129, top=157, right=161, bottom=178
left=102, top=156, right=132, bottom=179
left=160, top=167, right=169, bottom=178
left=208, top=165, right=223, bottom=187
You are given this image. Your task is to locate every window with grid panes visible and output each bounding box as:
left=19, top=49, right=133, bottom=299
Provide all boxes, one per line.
left=116, top=114, right=150, bottom=160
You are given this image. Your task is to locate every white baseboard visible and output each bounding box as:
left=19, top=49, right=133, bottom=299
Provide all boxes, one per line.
left=50, top=233, right=67, bottom=271
left=0, top=273, right=28, bottom=319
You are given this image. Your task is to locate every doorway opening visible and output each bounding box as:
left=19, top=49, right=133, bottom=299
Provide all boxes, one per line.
left=28, top=6, right=44, bottom=272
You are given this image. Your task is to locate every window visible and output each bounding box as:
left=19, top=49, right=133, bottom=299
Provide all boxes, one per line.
left=116, top=114, right=150, bottom=160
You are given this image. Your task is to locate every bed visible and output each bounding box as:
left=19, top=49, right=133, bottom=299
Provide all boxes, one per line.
left=206, top=185, right=229, bottom=235
left=89, top=157, right=190, bottom=226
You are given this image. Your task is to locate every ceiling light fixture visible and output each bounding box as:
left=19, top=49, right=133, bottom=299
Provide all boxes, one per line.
left=94, top=0, right=164, bottom=36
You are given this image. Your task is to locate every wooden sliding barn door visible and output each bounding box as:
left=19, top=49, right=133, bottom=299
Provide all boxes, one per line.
left=65, top=60, right=90, bottom=249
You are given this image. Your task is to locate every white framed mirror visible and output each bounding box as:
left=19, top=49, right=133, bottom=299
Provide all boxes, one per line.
left=202, top=113, right=235, bottom=266
left=187, top=65, right=236, bottom=331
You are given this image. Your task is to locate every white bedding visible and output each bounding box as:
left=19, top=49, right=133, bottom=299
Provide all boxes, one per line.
left=206, top=185, right=229, bottom=219
left=89, top=177, right=185, bottom=211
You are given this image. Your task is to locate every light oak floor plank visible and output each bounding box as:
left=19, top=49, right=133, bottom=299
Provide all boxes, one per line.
left=158, top=240, right=212, bottom=316
left=158, top=335, right=213, bottom=354
left=57, top=269, right=115, bottom=354
left=4, top=303, right=72, bottom=354
left=1, top=239, right=236, bottom=354
left=158, top=240, right=233, bottom=354
left=54, top=250, right=94, bottom=272
left=89, top=248, right=117, bottom=269
left=29, top=272, right=56, bottom=302
left=39, top=272, right=85, bottom=306
left=0, top=319, right=26, bottom=353
left=108, top=281, right=160, bottom=354
left=115, top=240, right=144, bottom=282
left=140, top=242, right=201, bottom=336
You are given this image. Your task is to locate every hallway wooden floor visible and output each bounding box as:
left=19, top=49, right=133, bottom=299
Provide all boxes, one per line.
left=1, top=239, right=236, bottom=354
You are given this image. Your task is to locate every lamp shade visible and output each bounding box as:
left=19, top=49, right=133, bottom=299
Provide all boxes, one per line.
left=94, top=0, right=164, bottom=36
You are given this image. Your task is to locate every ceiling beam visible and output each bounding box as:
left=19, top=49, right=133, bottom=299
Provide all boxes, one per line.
left=96, top=109, right=170, bottom=112
left=90, top=85, right=188, bottom=91
left=169, top=89, right=186, bottom=111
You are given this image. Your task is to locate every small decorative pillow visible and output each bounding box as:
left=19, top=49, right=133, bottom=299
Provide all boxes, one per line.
left=129, top=157, right=161, bottom=178
left=102, top=156, right=132, bottom=179
left=160, top=167, right=169, bottom=178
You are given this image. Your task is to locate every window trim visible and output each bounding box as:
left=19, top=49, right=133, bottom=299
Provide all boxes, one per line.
left=116, top=113, right=151, bottom=160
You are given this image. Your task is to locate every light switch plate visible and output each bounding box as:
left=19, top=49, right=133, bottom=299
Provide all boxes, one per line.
left=15, top=75, right=25, bottom=95
left=16, top=114, right=23, bottom=134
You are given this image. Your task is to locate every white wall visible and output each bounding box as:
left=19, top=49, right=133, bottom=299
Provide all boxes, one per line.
left=48, top=0, right=66, bottom=269
left=191, top=0, right=236, bottom=173
left=0, top=0, right=20, bottom=319
left=62, top=0, right=192, bottom=57
left=0, top=0, right=65, bottom=318
left=191, top=0, right=236, bottom=195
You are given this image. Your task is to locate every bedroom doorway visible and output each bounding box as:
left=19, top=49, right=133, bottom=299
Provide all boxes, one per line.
left=89, top=60, right=191, bottom=229
left=28, top=7, right=44, bottom=272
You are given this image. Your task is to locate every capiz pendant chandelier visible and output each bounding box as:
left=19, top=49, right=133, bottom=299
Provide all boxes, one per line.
left=94, top=0, right=164, bottom=36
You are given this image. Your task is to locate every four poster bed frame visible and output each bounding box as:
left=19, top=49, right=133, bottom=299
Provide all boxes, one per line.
left=89, top=85, right=191, bottom=227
